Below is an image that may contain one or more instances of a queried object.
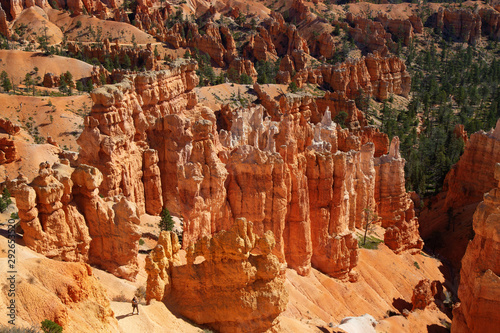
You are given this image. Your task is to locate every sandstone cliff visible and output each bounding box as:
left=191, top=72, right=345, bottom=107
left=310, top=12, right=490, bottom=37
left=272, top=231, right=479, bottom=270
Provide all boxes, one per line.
left=146, top=218, right=288, bottom=333
left=443, top=120, right=500, bottom=211
left=434, top=7, right=482, bottom=45
left=72, top=164, right=141, bottom=280
left=451, top=163, right=500, bottom=332
left=419, top=121, right=500, bottom=270
left=10, top=162, right=91, bottom=262
left=9, top=161, right=142, bottom=280
left=375, top=137, right=423, bottom=254
left=289, top=53, right=411, bottom=102
left=77, top=59, right=198, bottom=215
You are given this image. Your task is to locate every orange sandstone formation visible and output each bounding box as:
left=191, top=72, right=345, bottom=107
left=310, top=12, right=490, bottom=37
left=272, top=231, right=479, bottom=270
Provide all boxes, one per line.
left=288, top=53, right=411, bottom=102
left=443, top=120, right=500, bottom=211
left=479, top=8, right=500, bottom=41
left=76, top=65, right=420, bottom=280
left=72, top=164, right=141, bottom=280
left=0, top=4, right=10, bottom=38
left=11, top=162, right=91, bottom=262
left=435, top=7, right=482, bottom=45
left=0, top=137, right=19, bottom=164
left=146, top=218, right=288, bottom=333
left=77, top=59, right=198, bottom=215
left=0, top=118, right=21, bottom=135
left=451, top=163, right=500, bottom=332
left=419, top=121, right=500, bottom=269
left=375, top=137, right=423, bottom=253
left=411, top=279, right=437, bottom=311
left=9, top=161, right=141, bottom=280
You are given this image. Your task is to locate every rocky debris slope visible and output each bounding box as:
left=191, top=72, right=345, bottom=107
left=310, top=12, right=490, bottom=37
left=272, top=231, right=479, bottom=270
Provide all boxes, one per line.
left=451, top=163, right=500, bottom=332
left=145, top=218, right=288, bottom=333
left=0, top=240, right=118, bottom=332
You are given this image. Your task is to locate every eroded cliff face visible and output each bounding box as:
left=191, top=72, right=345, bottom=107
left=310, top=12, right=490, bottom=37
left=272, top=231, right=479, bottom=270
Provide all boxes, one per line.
left=443, top=120, right=500, bottom=211
left=451, top=163, right=500, bottom=333
left=9, top=161, right=141, bottom=280
left=145, top=218, right=288, bottom=333
left=75, top=62, right=421, bottom=280
left=9, top=162, right=91, bottom=262
left=77, top=59, right=198, bottom=216
left=435, top=7, right=482, bottom=45
left=72, top=164, right=141, bottom=280
left=375, top=137, right=423, bottom=253
left=419, top=121, right=500, bottom=271
left=284, top=53, right=411, bottom=103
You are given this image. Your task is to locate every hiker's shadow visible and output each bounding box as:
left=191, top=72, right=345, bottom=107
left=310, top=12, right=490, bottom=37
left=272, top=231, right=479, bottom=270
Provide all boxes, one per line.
left=116, top=313, right=135, bottom=320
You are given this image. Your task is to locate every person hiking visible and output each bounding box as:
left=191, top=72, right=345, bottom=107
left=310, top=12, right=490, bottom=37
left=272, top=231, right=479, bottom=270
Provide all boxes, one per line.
left=132, top=296, right=139, bottom=315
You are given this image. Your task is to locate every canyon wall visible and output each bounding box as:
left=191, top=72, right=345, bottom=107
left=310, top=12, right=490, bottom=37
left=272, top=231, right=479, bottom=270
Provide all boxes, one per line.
left=451, top=163, right=500, bottom=332
left=418, top=121, right=500, bottom=271
left=7, top=59, right=420, bottom=282
left=73, top=62, right=420, bottom=280
left=443, top=120, right=500, bottom=211
left=420, top=120, right=500, bottom=239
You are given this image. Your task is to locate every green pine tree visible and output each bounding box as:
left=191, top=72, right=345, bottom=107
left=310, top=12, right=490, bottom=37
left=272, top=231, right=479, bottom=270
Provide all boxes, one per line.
left=159, top=207, right=175, bottom=232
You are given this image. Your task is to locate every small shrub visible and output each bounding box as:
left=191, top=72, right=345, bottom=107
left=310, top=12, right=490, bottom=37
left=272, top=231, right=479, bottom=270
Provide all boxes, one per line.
left=75, top=21, right=82, bottom=29
left=358, top=234, right=383, bottom=250
left=112, top=293, right=128, bottom=302
left=334, top=111, right=348, bottom=127
left=0, top=188, right=12, bottom=213
left=40, top=319, right=62, bottom=333
left=413, top=261, right=420, bottom=269
left=135, top=286, right=146, bottom=301
left=10, top=212, right=19, bottom=220
left=138, top=239, right=145, bottom=246
left=287, top=81, right=298, bottom=93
